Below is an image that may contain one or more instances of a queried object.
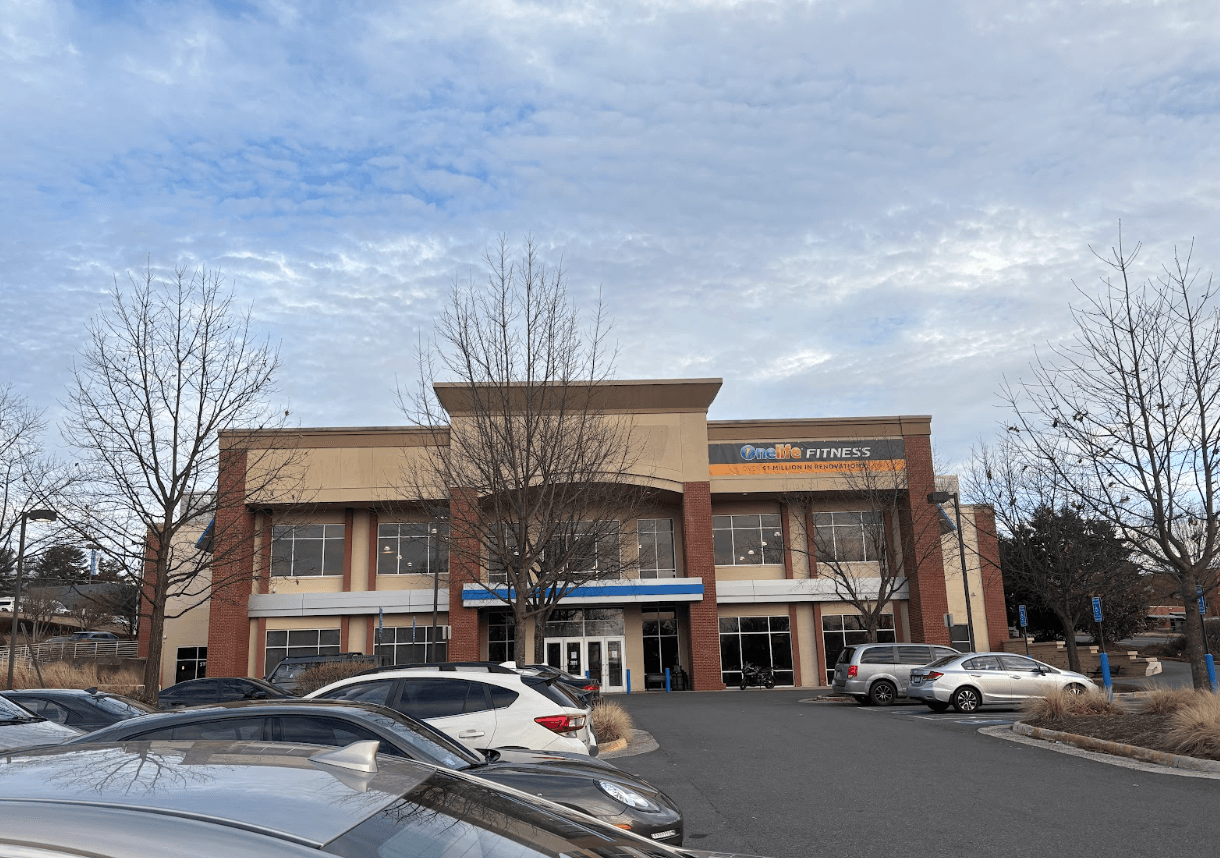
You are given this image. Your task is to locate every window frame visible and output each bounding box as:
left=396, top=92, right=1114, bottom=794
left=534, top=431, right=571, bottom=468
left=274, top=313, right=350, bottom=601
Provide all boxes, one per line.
left=637, top=519, right=676, bottom=579
left=712, top=514, right=784, bottom=566
left=270, top=523, right=346, bottom=577
left=813, top=510, right=883, bottom=563
left=376, top=522, right=449, bottom=576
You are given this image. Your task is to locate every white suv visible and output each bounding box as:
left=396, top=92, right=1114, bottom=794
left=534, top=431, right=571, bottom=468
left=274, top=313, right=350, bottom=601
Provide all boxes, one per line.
left=306, top=663, right=598, bottom=756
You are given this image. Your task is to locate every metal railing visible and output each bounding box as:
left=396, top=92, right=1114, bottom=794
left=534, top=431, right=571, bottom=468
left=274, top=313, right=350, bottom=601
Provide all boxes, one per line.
left=0, top=640, right=139, bottom=667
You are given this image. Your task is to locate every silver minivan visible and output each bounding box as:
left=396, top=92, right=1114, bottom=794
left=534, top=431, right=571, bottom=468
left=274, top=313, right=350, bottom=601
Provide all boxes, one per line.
left=832, top=642, right=962, bottom=705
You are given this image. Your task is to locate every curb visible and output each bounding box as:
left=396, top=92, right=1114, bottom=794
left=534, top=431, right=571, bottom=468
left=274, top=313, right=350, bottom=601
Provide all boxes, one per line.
left=598, top=737, right=628, bottom=754
left=1011, top=721, right=1220, bottom=773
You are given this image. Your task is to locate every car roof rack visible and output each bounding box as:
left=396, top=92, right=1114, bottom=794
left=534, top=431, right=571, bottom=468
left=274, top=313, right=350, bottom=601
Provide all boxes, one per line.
left=351, top=661, right=520, bottom=677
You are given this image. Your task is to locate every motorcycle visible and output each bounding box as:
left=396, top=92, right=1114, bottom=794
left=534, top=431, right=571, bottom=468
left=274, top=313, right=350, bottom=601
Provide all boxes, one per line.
left=739, top=662, right=776, bottom=690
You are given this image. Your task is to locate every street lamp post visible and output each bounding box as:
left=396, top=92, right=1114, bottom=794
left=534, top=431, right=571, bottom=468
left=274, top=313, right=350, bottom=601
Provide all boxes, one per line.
left=927, top=491, right=976, bottom=653
left=6, top=508, right=58, bottom=690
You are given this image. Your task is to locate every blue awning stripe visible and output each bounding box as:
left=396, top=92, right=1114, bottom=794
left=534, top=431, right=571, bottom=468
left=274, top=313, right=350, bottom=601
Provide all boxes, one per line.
left=462, top=581, right=705, bottom=602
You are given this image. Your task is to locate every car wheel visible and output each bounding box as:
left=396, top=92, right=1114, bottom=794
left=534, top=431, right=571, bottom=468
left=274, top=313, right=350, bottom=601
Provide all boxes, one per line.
left=926, top=701, right=950, bottom=713
left=1064, top=683, right=1086, bottom=695
left=869, top=680, right=897, bottom=706
left=951, top=687, right=981, bottom=713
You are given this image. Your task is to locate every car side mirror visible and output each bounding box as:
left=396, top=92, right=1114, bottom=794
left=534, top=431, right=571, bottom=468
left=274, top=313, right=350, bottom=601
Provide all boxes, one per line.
left=250, top=690, right=269, bottom=700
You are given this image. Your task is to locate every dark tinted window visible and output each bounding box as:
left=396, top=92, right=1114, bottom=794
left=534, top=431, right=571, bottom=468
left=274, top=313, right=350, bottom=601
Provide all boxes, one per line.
left=276, top=716, right=404, bottom=757
left=933, top=647, right=959, bottom=660
left=163, top=680, right=218, bottom=704
left=400, top=679, right=479, bottom=719
left=896, top=646, right=933, bottom=664
left=522, top=677, right=571, bottom=708
left=859, top=647, right=895, bottom=664
left=488, top=685, right=519, bottom=709
left=321, top=680, right=395, bottom=707
left=836, top=647, right=856, bottom=665
left=136, top=718, right=268, bottom=741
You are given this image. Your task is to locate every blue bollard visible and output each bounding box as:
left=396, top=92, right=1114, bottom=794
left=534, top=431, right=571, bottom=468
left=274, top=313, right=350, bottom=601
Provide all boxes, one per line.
left=626, top=669, right=631, bottom=694
left=664, top=668, right=671, bottom=693
left=1099, top=652, right=1113, bottom=702
left=1207, top=654, right=1218, bottom=694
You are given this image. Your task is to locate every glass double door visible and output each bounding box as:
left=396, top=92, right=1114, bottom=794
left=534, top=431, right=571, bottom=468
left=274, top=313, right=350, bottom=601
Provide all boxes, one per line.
left=545, top=636, right=625, bottom=693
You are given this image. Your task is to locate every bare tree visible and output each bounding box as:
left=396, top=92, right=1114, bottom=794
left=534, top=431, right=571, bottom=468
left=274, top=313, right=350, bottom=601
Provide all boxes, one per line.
left=781, top=456, right=941, bottom=644
left=398, top=238, right=649, bottom=663
left=1003, top=231, right=1220, bottom=688
left=0, top=387, right=63, bottom=596
left=967, top=438, right=1137, bottom=671
left=59, top=264, right=301, bottom=702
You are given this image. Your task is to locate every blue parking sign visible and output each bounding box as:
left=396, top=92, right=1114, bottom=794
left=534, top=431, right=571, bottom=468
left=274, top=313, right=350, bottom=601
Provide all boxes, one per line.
left=1199, top=585, right=1207, bottom=615
left=1019, top=605, right=1028, bottom=628
left=1092, top=596, right=1103, bottom=623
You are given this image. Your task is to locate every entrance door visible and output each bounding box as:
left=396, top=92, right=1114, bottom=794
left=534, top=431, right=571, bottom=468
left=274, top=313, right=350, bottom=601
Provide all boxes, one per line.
left=544, top=636, right=626, bottom=693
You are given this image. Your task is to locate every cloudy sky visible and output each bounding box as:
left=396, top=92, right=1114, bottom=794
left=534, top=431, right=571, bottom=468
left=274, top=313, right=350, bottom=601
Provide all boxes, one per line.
left=3, top=0, right=1219, bottom=470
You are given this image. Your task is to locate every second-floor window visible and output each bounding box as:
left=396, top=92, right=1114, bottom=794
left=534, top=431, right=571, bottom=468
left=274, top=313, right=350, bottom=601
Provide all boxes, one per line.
left=546, top=521, right=621, bottom=580
left=713, top=514, right=783, bottom=565
left=813, top=511, right=883, bottom=562
left=270, top=524, right=345, bottom=577
left=637, top=519, right=676, bottom=578
left=377, top=522, right=449, bottom=576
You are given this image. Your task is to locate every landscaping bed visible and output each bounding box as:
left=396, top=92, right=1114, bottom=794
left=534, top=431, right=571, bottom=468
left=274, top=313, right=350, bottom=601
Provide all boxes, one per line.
left=1025, top=712, right=1213, bottom=759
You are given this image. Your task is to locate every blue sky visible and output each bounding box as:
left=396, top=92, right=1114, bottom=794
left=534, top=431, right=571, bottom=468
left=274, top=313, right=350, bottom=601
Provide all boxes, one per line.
left=4, top=0, right=1220, bottom=469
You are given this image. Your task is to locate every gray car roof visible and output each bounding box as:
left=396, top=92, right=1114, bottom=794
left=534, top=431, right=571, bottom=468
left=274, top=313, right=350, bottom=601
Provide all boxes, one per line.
left=0, top=740, right=433, bottom=846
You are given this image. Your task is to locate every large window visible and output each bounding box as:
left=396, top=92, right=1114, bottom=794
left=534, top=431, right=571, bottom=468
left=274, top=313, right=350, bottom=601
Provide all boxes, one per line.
left=821, top=613, right=894, bottom=684
left=637, top=519, right=676, bottom=578
left=719, top=615, right=794, bottom=686
left=271, top=524, right=345, bottom=577
left=547, top=521, right=621, bottom=580
left=487, top=525, right=520, bottom=585
left=264, top=627, right=341, bottom=677
left=174, top=646, right=207, bottom=684
left=375, top=625, right=449, bottom=665
left=543, top=607, right=625, bottom=638
left=377, top=522, right=449, bottom=576
left=814, top=511, right=882, bottom=562
left=487, top=609, right=515, bottom=663
left=642, top=604, right=680, bottom=675
left=713, top=514, right=784, bottom=566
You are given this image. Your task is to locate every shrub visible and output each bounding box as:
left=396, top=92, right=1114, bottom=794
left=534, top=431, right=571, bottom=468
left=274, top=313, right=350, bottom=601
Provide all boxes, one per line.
left=1164, top=693, right=1220, bottom=760
left=590, top=698, right=633, bottom=744
left=1139, top=684, right=1203, bottom=716
left=293, top=660, right=374, bottom=696
left=1023, top=686, right=1119, bottom=720
left=1140, top=635, right=1186, bottom=659
left=10, top=660, right=142, bottom=692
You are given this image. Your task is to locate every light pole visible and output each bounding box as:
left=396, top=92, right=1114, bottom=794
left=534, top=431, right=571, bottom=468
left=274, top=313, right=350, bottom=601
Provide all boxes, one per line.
left=6, top=508, right=58, bottom=690
left=927, top=491, right=976, bottom=653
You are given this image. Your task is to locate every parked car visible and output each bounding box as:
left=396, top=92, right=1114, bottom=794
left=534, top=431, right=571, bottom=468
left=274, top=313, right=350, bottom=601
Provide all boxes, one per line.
left=158, top=676, right=293, bottom=708
left=1, top=688, right=155, bottom=732
left=61, top=698, right=683, bottom=844
left=908, top=651, right=1097, bottom=713
left=264, top=652, right=386, bottom=693
left=70, top=630, right=120, bottom=641
left=511, top=662, right=602, bottom=706
left=832, top=642, right=962, bottom=705
left=0, top=694, right=82, bottom=750
left=0, top=740, right=737, bottom=858
left=306, top=662, right=598, bottom=755
left=0, top=596, right=14, bottom=612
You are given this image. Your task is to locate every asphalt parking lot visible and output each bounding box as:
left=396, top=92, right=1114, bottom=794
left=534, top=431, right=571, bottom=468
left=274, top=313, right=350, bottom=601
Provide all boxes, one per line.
left=610, top=689, right=1220, bottom=858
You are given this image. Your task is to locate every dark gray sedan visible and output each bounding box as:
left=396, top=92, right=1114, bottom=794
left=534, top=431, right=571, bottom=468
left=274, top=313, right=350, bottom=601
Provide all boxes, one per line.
left=63, top=698, right=684, bottom=845
left=2, top=688, right=156, bottom=732
left=0, top=740, right=757, bottom=858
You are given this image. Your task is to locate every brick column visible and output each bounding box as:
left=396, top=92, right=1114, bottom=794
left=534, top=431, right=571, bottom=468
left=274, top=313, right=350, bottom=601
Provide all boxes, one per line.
left=136, top=535, right=157, bottom=660
left=682, top=481, right=725, bottom=690
left=207, top=447, right=256, bottom=677
left=897, top=434, right=951, bottom=645
left=974, top=505, right=1008, bottom=650
left=446, top=489, right=482, bottom=661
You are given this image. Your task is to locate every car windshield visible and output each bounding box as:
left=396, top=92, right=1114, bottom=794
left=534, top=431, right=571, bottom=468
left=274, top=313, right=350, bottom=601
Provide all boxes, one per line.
left=0, top=695, right=41, bottom=723
left=92, top=695, right=158, bottom=717
left=355, top=708, right=485, bottom=769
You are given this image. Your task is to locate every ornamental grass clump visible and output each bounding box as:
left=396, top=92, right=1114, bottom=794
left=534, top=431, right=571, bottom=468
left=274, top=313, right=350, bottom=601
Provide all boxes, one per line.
left=590, top=698, right=633, bottom=744
left=11, top=661, right=141, bottom=692
left=294, top=661, right=375, bottom=696
left=1023, top=686, right=1119, bottom=720
left=1164, top=693, right=1220, bottom=760
left=1139, top=684, right=1201, bottom=716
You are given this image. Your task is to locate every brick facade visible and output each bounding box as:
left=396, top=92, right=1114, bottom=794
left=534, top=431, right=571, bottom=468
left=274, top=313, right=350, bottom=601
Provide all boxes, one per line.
left=206, top=447, right=256, bottom=677
left=446, top=488, right=482, bottom=661
left=897, top=434, right=951, bottom=645
left=974, top=505, right=1008, bottom=650
left=682, top=481, right=726, bottom=691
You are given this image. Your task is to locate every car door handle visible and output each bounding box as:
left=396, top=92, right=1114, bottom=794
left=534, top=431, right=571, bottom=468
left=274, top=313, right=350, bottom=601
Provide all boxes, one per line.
left=458, top=730, right=485, bottom=738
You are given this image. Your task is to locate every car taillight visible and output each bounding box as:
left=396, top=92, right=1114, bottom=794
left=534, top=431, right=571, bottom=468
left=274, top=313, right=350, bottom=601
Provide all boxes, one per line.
left=923, top=672, right=943, bottom=682
left=582, top=684, right=598, bottom=691
left=847, top=666, right=858, bottom=678
left=535, top=714, right=587, bottom=734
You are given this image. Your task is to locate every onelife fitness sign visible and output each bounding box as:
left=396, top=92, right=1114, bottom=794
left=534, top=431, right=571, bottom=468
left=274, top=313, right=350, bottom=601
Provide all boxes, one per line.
left=708, top=439, right=906, bottom=476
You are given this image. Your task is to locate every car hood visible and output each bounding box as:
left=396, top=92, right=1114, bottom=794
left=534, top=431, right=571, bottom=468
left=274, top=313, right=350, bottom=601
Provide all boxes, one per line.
left=477, top=749, right=672, bottom=803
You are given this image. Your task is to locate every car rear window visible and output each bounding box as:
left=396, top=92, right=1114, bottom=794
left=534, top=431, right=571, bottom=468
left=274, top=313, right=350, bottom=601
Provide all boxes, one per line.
left=859, top=647, right=896, bottom=664
left=523, top=676, right=578, bottom=708
left=836, top=647, right=856, bottom=665
left=925, top=654, right=960, bottom=668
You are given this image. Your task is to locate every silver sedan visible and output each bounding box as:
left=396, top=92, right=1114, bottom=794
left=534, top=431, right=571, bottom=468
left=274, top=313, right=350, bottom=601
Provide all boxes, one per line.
left=908, top=652, right=1097, bottom=713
